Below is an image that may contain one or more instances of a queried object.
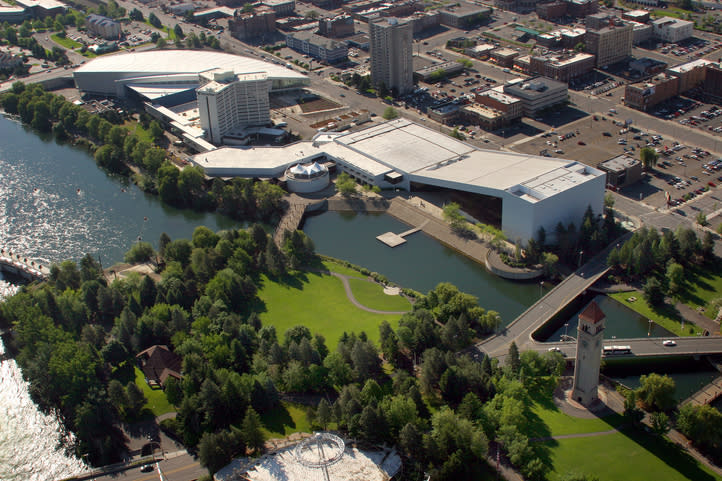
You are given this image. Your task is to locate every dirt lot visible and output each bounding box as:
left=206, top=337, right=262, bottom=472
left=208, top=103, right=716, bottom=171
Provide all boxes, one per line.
left=298, top=96, right=342, bottom=113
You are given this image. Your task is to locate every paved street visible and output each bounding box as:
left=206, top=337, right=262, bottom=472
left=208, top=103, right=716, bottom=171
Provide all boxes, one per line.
left=91, top=452, right=206, bottom=481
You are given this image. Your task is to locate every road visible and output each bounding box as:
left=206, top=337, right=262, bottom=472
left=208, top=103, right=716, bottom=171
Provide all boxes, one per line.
left=528, top=336, right=722, bottom=359
left=91, top=452, right=206, bottom=481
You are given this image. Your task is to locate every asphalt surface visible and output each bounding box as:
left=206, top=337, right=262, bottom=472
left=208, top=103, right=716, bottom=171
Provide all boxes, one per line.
left=91, top=452, right=206, bottom=481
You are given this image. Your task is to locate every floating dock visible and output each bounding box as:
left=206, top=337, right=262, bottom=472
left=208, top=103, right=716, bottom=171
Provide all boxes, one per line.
left=376, top=222, right=427, bottom=247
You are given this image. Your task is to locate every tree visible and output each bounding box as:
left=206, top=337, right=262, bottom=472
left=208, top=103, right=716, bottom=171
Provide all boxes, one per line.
left=173, top=24, right=184, bottom=39
left=666, top=262, right=684, bottom=295
left=642, top=277, right=665, bottom=306
left=336, top=172, right=356, bottom=196
left=148, top=12, right=162, bottom=28
left=696, top=211, right=708, bottom=226
left=198, top=429, right=244, bottom=475
left=637, top=373, right=675, bottom=411
left=450, top=127, right=465, bottom=140
left=241, top=407, right=265, bottom=454
left=650, top=411, right=670, bottom=436
left=507, top=341, right=520, bottom=377
left=129, top=8, right=143, bottom=21
left=383, top=106, right=398, bottom=120
left=640, top=147, right=658, bottom=170
left=126, top=381, right=148, bottom=417
left=442, top=202, right=466, bottom=230
left=574, top=42, right=586, bottom=52
left=305, top=10, right=319, bottom=19
left=316, top=398, right=332, bottom=430
left=124, top=241, right=155, bottom=263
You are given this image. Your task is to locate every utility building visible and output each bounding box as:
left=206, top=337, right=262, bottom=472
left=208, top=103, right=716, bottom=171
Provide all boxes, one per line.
left=369, top=17, right=413, bottom=95
left=197, top=70, right=271, bottom=145
left=572, top=301, right=606, bottom=406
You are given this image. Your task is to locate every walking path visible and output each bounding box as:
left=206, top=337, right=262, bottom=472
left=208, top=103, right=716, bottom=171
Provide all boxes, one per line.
left=327, top=271, right=410, bottom=315
left=682, top=375, right=722, bottom=407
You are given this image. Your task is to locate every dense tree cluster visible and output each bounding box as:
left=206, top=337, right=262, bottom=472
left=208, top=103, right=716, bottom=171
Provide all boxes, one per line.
left=606, top=226, right=714, bottom=305
left=677, top=403, right=722, bottom=462
left=0, top=21, right=71, bottom=66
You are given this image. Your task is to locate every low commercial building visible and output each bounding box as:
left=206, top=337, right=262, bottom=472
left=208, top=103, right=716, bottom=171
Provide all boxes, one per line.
left=319, top=14, right=355, bottom=38
left=503, top=76, right=568, bottom=116
left=567, top=0, right=598, bottom=18
left=585, top=19, right=633, bottom=67
left=286, top=31, right=348, bottom=63
left=438, top=4, right=491, bottom=28
left=191, top=118, right=606, bottom=243
left=428, top=103, right=460, bottom=124
left=667, top=59, right=712, bottom=93
left=490, top=47, right=519, bottom=68
left=652, top=17, right=693, bottom=43
left=494, top=0, right=537, bottom=13
left=466, top=43, right=495, bottom=59
left=624, top=74, right=679, bottom=111
left=629, top=57, right=667, bottom=77
left=14, top=0, right=66, bottom=17
left=229, top=7, right=276, bottom=42
left=0, top=5, right=27, bottom=22
left=414, top=60, right=464, bottom=82
left=622, top=9, right=650, bottom=23
left=460, top=103, right=506, bottom=130
left=475, top=89, right=523, bottom=121
left=193, top=6, right=235, bottom=22
left=530, top=52, right=595, bottom=82
left=260, top=0, right=295, bottom=17
left=197, top=69, right=271, bottom=145
left=597, top=155, right=642, bottom=188
left=86, top=14, right=121, bottom=40
left=514, top=55, right=531, bottom=73
left=537, top=1, right=567, bottom=20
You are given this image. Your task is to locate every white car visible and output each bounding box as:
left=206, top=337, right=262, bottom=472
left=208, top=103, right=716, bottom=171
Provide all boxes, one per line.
left=663, top=340, right=677, bottom=347
left=548, top=347, right=562, bottom=352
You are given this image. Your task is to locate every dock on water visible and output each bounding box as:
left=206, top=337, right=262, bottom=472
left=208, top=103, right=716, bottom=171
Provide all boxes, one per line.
left=376, top=221, right=428, bottom=247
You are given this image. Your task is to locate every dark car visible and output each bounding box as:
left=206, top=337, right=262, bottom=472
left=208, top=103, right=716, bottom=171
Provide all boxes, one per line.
left=140, top=465, right=154, bottom=473
left=603, top=132, right=612, bottom=137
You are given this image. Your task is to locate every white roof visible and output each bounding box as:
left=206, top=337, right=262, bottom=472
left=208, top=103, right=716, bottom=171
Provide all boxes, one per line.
left=75, top=50, right=307, bottom=82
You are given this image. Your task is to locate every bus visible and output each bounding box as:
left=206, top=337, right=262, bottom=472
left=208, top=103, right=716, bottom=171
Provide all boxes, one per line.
left=603, top=345, right=631, bottom=355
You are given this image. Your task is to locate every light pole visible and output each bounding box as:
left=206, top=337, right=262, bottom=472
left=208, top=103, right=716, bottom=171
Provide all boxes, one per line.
left=564, top=322, right=569, bottom=341
left=578, top=250, right=584, bottom=269
left=648, top=319, right=654, bottom=336
left=539, top=280, right=544, bottom=299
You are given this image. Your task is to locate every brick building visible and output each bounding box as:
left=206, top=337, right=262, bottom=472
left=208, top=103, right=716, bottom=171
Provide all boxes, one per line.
left=624, top=74, right=679, bottom=111
left=229, top=6, right=276, bottom=42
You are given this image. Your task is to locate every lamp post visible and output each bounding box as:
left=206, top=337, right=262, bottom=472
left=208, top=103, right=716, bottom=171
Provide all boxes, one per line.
left=564, top=322, right=569, bottom=341
left=578, top=250, right=584, bottom=269
left=539, top=280, right=544, bottom=299
left=648, top=319, right=654, bottom=336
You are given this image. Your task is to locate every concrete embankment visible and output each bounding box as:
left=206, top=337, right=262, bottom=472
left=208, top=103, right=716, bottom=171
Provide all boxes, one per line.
left=0, top=248, right=49, bottom=281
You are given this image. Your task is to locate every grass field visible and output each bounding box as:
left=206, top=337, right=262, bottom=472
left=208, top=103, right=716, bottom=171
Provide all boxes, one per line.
left=260, top=401, right=312, bottom=438
left=133, top=366, right=175, bottom=416
left=544, top=431, right=721, bottom=481
left=609, top=291, right=705, bottom=336
left=123, top=120, right=154, bottom=144
left=676, top=264, right=722, bottom=320
left=256, top=268, right=406, bottom=347
left=51, top=34, right=81, bottom=50
left=527, top=382, right=721, bottom=481
left=346, top=277, right=412, bottom=312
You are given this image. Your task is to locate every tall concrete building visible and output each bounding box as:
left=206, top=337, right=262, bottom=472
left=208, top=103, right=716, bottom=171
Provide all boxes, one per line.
left=369, top=17, right=413, bottom=95
left=572, top=301, right=606, bottom=406
left=585, top=18, right=633, bottom=67
left=197, top=69, right=271, bottom=145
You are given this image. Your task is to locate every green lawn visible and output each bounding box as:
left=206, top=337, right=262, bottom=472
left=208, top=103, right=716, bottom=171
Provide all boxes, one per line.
left=133, top=366, right=175, bottom=417
left=526, top=382, right=720, bottom=481
left=260, top=401, right=312, bottom=438
left=51, top=33, right=81, bottom=49
left=255, top=270, right=404, bottom=347
left=346, top=277, right=412, bottom=312
left=123, top=120, right=153, bottom=144
left=676, top=264, right=722, bottom=320
left=609, top=292, right=704, bottom=336
left=544, top=431, right=721, bottom=481
left=321, top=259, right=362, bottom=277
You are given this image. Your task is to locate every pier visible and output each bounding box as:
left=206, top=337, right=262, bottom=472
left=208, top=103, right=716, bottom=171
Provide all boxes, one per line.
left=376, top=222, right=427, bottom=247
left=0, top=248, right=48, bottom=281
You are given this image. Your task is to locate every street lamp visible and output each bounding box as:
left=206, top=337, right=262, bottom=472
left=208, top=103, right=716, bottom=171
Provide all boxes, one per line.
left=578, top=250, right=584, bottom=269
left=564, top=322, right=569, bottom=341
left=648, top=319, right=654, bottom=336
left=539, top=280, right=544, bottom=299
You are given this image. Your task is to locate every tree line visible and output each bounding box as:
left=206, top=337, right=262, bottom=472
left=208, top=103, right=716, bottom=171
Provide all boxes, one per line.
left=606, top=226, right=715, bottom=306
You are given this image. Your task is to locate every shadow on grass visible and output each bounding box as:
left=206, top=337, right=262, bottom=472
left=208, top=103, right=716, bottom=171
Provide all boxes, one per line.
left=261, top=403, right=296, bottom=436
left=620, top=428, right=719, bottom=481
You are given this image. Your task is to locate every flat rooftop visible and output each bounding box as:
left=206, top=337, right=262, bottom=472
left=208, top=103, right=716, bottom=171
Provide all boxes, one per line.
left=668, top=59, right=712, bottom=73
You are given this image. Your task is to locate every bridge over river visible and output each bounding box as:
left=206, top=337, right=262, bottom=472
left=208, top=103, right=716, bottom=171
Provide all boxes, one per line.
left=473, top=231, right=722, bottom=363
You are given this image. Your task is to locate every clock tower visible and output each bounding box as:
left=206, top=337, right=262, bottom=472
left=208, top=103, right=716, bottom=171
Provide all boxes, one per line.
left=572, top=300, right=606, bottom=406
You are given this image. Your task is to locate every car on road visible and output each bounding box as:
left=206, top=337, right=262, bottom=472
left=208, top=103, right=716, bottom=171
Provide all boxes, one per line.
left=548, top=347, right=561, bottom=352
left=577, top=141, right=586, bottom=145
left=140, top=464, right=154, bottom=472
left=663, top=340, right=677, bottom=346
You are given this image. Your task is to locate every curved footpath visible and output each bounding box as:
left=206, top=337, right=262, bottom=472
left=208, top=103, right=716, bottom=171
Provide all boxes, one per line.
left=328, top=271, right=410, bottom=315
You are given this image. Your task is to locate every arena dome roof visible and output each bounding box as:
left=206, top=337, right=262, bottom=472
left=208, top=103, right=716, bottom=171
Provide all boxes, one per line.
left=73, top=50, right=309, bottom=97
